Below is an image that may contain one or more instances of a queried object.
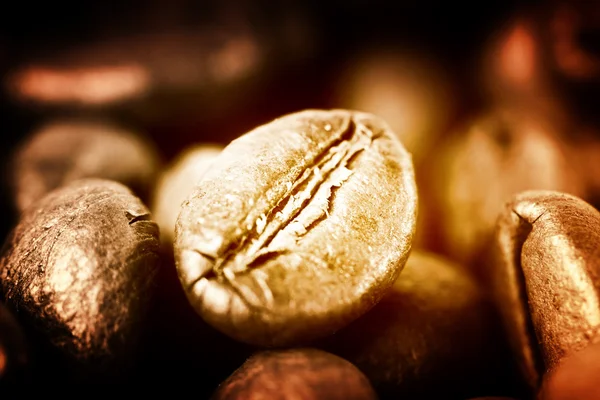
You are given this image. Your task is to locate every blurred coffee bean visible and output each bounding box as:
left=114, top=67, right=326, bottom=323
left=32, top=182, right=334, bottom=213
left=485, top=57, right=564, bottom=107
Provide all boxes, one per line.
left=545, top=1, right=600, bottom=82
left=539, top=340, right=600, bottom=400
left=479, top=14, right=562, bottom=120
left=0, top=301, right=29, bottom=385
left=490, top=190, right=600, bottom=391
left=427, top=107, right=584, bottom=270
left=211, top=348, right=377, bottom=400
left=320, top=250, right=521, bottom=399
left=332, top=48, right=456, bottom=167
left=10, top=119, right=160, bottom=213
left=564, top=130, right=600, bottom=208
left=0, top=179, right=159, bottom=382
left=151, top=144, right=222, bottom=248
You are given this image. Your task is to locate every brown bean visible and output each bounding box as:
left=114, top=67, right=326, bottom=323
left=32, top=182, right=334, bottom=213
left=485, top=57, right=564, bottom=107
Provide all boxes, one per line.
left=211, top=348, right=377, bottom=400
left=321, top=250, right=518, bottom=399
left=0, top=179, right=159, bottom=381
left=11, top=119, right=160, bottom=213
left=491, top=190, right=600, bottom=390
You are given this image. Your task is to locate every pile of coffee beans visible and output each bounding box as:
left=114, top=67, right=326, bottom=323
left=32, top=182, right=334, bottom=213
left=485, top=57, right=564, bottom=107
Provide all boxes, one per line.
left=1, top=2, right=599, bottom=399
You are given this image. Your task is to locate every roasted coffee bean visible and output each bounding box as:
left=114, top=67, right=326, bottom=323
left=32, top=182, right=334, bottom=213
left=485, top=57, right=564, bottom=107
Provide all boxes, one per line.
left=539, top=339, right=600, bottom=400
left=491, top=190, right=600, bottom=390
left=429, top=108, right=583, bottom=270
left=151, top=144, right=222, bottom=247
left=0, top=301, right=29, bottom=385
left=175, top=109, right=417, bottom=346
left=11, top=119, right=160, bottom=213
left=211, top=348, right=377, bottom=400
left=0, top=179, right=159, bottom=381
left=321, top=250, right=517, bottom=399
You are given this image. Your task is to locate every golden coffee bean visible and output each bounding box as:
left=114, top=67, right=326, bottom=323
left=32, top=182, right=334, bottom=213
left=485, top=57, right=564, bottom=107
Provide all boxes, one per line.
left=175, top=109, right=417, bottom=346
left=211, top=348, right=377, bottom=400
left=491, top=190, right=600, bottom=390
left=0, top=179, right=160, bottom=381
left=321, top=250, right=513, bottom=399
left=11, top=119, right=160, bottom=213
left=151, top=144, right=222, bottom=247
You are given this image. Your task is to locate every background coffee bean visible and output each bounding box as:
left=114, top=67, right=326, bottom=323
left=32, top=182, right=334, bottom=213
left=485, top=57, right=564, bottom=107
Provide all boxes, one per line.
left=10, top=119, right=160, bottom=214
left=151, top=144, right=222, bottom=248
left=425, top=108, right=584, bottom=272
left=490, top=190, right=600, bottom=391
left=319, top=250, right=524, bottom=400
left=3, top=3, right=321, bottom=128
left=175, top=109, right=418, bottom=347
left=0, top=178, right=159, bottom=383
left=331, top=48, right=456, bottom=168
left=211, top=348, right=378, bottom=400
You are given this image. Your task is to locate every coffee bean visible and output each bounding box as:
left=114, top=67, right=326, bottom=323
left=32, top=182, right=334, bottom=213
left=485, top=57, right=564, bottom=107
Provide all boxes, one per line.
left=175, top=109, right=417, bottom=346
left=490, top=190, right=600, bottom=390
left=0, top=179, right=159, bottom=381
left=211, top=348, right=377, bottom=400
left=321, top=250, right=518, bottom=399
left=429, top=108, right=583, bottom=270
left=151, top=144, right=222, bottom=248
left=11, top=119, right=160, bottom=213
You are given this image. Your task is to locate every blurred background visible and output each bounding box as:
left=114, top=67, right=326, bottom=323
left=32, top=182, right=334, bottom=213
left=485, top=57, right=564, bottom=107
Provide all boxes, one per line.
left=1, top=0, right=598, bottom=256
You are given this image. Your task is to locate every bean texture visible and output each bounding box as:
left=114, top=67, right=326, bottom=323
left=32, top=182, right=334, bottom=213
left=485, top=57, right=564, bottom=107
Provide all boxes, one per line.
left=0, top=179, right=159, bottom=379
left=491, top=190, right=600, bottom=389
left=175, top=109, right=417, bottom=346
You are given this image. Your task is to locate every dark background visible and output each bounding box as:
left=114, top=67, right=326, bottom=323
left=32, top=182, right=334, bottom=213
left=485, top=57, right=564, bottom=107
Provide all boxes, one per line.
left=0, top=0, right=528, bottom=240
